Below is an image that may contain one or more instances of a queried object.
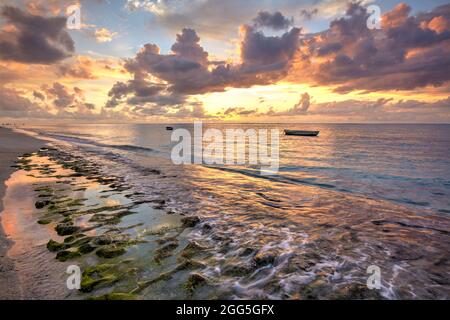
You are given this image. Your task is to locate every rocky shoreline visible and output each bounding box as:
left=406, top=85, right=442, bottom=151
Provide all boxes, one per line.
left=3, top=142, right=390, bottom=300
left=8, top=146, right=211, bottom=299
left=4, top=129, right=446, bottom=300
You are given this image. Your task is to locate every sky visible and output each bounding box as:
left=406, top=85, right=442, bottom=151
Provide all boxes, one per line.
left=0, top=0, right=449, bottom=123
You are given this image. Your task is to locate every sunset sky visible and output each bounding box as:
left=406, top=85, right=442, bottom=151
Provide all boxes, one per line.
left=0, top=0, right=449, bottom=123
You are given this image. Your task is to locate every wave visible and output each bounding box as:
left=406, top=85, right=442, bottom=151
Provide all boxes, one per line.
left=32, top=131, right=157, bottom=154
left=204, top=164, right=444, bottom=211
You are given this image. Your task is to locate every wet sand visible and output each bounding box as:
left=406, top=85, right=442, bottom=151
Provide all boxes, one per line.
left=0, top=127, right=46, bottom=299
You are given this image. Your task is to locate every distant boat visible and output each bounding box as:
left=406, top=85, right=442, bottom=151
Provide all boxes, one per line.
left=284, top=129, right=319, bottom=136
left=166, top=126, right=174, bottom=131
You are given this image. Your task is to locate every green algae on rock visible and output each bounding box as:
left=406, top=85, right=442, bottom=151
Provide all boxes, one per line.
left=55, top=223, right=81, bottom=236
left=96, top=245, right=127, bottom=259
left=47, top=239, right=69, bottom=252
left=56, top=249, right=82, bottom=262
left=89, top=293, right=138, bottom=300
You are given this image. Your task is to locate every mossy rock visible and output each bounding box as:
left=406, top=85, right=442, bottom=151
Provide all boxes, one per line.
left=78, top=243, right=96, bottom=254
left=60, top=216, right=73, bottom=223
left=64, top=233, right=86, bottom=243
left=56, top=249, right=82, bottom=262
left=69, top=236, right=93, bottom=247
left=92, top=235, right=114, bottom=245
left=65, top=199, right=87, bottom=207
left=92, top=234, right=129, bottom=246
left=34, top=186, right=53, bottom=193
left=89, top=293, right=138, bottom=300
left=96, top=245, right=126, bottom=259
left=89, top=213, right=121, bottom=225
left=80, top=274, right=118, bottom=293
left=55, top=223, right=81, bottom=236
left=47, top=239, right=69, bottom=252
left=35, top=200, right=52, bottom=209
left=38, top=219, right=52, bottom=225
left=154, top=241, right=178, bottom=262
left=84, top=263, right=115, bottom=275
left=80, top=264, right=120, bottom=293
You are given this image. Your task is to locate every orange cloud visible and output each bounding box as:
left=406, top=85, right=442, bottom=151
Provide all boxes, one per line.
left=94, top=28, right=118, bottom=43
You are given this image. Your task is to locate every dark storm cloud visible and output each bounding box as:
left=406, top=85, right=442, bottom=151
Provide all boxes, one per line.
left=253, top=11, right=293, bottom=30
left=0, top=6, right=74, bottom=64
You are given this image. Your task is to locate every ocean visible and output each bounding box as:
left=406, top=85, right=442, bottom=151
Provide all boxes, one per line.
left=21, top=123, right=450, bottom=299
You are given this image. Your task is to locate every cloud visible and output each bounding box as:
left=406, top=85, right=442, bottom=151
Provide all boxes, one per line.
left=40, top=82, right=99, bottom=116
left=126, top=1, right=450, bottom=95
left=0, top=85, right=52, bottom=118
left=170, top=28, right=209, bottom=66
left=94, top=27, right=118, bottom=43
left=23, top=0, right=66, bottom=16
left=306, top=96, right=450, bottom=122
left=0, top=65, right=20, bottom=84
left=0, top=80, right=122, bottom=120
left=251, top=92, right=450, bottom=123
left=290, top=92, right=310, bottom=114
left=106, top=21, right=301, bottom=113
left=222, top=106, right=258, bottom=117
left=288, top=3, right=450, bottom=93
left=0, top=6, right=74, bottom=64
left=57, top=56, right=98, bottom=79
left=253, top=11, right=293, bottom=30
left=125, top=0, right=344, bottom=40
left=299, top=8, right=318, bottom=21
left=240, top=25, right=301, bottom=71
left=42, top=82, right=76, bottom=108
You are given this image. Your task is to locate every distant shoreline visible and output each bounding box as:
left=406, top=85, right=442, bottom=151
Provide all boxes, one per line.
left=0, top=127, right=46, bottom=299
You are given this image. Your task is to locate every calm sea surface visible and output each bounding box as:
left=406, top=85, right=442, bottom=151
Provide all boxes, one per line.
left=23, top=123, right=450, bottom=299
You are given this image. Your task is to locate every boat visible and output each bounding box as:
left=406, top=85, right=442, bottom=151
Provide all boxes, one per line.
left=166, top=126, right=174, bottom=131
left=284, top=129, right=319, bottom=136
